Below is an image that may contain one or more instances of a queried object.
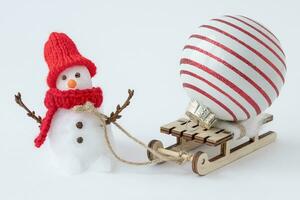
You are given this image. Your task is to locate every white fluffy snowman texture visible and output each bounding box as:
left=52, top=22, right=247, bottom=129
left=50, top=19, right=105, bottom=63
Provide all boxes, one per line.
left=56, top=66, right=93, bottom=91
left=48, top=66, right=115, bottom=175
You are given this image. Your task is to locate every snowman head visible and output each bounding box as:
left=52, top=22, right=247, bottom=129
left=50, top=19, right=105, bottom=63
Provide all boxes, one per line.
left=44, top=32, right=97, bottom=89
left=56, top=66, right=93, bottom=90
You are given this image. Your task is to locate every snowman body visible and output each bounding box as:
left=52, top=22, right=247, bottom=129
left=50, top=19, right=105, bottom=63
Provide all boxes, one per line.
left=46, top=66, right=115, bottom=174
left=48, top=108, right=114, bottom=174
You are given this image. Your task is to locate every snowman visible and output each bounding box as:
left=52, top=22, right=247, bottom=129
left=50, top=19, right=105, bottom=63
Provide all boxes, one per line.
left=33, top=32, right=115, bottom=174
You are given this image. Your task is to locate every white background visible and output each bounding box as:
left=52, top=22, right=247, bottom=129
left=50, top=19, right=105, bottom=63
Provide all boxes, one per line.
left=0, top=0, right=299, bottom=199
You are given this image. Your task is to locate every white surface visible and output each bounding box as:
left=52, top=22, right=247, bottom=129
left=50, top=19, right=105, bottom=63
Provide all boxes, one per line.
left=48, top=108, right=115, bottom=174
left=56, top=66, right=92, bottom=90
left=180, top=15, right=286, bottom=120
left=0, top=0, right=299, bottom=199
left=51, top=66, right=115, bottom=174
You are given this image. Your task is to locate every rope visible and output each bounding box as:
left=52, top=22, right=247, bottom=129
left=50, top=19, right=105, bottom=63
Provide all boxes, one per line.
left=72, top=102, right=187, bottom=166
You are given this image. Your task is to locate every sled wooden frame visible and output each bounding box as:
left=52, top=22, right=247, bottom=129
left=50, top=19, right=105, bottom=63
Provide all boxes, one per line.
left=147, top=113, right=276, bottom=176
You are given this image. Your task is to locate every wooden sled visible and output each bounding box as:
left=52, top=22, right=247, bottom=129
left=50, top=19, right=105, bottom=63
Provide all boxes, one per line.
left=147, top=113, right=276, bottom=175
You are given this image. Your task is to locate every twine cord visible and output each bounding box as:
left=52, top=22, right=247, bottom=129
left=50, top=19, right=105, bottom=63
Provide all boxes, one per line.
left=72, top=102, right=188, bottom=166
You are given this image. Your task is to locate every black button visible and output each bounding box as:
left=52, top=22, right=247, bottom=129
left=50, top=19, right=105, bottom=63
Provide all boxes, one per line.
left=76, top=121, right=83, bottom=129
left=77, top=137, right=83, bottom=144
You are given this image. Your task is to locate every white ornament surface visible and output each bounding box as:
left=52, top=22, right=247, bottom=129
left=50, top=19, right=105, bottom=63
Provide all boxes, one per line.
left=180, top=15, right=286, bottom=121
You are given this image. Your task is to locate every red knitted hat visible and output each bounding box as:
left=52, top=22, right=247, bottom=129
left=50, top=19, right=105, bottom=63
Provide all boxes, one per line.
left=44, top=32, right=97, bottom=88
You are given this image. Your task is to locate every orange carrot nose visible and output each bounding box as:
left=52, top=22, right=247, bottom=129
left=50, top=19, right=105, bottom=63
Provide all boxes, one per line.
left=67, top=79, right=77, bottom=89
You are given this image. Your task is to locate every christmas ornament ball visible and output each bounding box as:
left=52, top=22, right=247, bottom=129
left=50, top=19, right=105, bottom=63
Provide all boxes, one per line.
left=180, top=15, right=286, bottom=121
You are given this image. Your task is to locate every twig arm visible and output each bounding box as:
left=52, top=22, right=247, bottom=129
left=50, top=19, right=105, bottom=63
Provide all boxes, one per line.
left=15, top=92, right=42, bottom=125
left=106, top=89, right=134, bottom=124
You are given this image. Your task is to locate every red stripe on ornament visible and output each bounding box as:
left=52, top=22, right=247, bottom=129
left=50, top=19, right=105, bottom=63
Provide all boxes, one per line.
left=183, top=82, right=238, bottom=121
left=180, top=58, right=261, bottom=115
left=181, top=70, right=250, bottom=119
left=184, top=45, right=272, bottom=106
left=190, top=34, right=280, bottom=96
left=225, top=15, right=285, bottom=58
left=212, top=18, right=286, bottom=69
left=201, top=24, right=285, bottom=83
left=239, top=15, right=280, bottom=43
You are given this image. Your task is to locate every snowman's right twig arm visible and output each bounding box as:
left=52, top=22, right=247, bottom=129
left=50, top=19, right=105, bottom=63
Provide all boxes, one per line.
left=15, top=92, right=42, bottom=125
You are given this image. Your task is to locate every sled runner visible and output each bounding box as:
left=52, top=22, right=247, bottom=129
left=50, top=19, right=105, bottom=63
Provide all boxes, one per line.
left=147, top=113, right=276, bottom=175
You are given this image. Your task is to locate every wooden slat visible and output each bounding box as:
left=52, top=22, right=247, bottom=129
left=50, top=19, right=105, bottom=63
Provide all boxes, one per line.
left=182, top=121, right=200, bottom=140
left=160, top=118, right=188, bottom=134
left=206, top=131, right=233, bottom=146
left=193, top=128, right=220, bottom=143
left=160, top=114, right=273, bottom=147
left=182, top=129, right=200, bottom=140
left=161, top=118, right=234, bottom=146
left=171, top=124, right=188, bottom=137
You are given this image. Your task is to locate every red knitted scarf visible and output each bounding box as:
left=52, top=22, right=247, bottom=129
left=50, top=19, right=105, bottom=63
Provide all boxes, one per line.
left=34, top=87, right=103, bottom=148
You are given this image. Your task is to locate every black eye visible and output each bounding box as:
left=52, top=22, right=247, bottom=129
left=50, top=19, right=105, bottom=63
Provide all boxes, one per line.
left=62, top=75, right=67, bottom=80
left=75, top=72, right=80, bottom=78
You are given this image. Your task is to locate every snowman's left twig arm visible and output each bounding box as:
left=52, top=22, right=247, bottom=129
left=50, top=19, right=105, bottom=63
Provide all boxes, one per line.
left=106, top=89, right=134, bottom=124
left=14, top=92, right=42, bottom=125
